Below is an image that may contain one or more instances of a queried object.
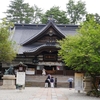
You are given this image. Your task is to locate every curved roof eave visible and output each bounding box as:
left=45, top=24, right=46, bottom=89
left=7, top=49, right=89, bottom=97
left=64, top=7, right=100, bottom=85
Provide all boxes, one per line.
left=23, top=44, right=59, bottom=54
left=21, top=21, right=65, bottom=46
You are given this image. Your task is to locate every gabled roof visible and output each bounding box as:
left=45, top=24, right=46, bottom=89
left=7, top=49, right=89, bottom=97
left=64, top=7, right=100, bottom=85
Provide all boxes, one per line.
left=21, top=20, right=65, bottom=46
left=12, top=20, right=78, bottom=54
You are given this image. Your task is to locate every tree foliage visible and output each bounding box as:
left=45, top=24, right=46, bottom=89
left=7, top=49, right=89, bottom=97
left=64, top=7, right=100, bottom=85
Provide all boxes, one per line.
left=58, top=18, right=100, bottom=92
left=0, top=19, right=17, bottom=62
left=66, top=0, right=87, bottom=24
left=5, top=0, right=42, bottom=24
left=94, top=13, right=100, bottom=24
left=5, top=0, right=88, bottom=24
left=86, top=13, right=100, bottom=24
left=41, top=6, right=69, bottom=24
left=31, top=5, right=43, bottom=24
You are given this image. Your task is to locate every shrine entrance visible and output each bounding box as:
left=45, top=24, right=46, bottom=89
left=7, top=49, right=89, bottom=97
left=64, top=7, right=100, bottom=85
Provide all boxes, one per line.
left=44, top=66, right=57, bottom=75
left=44, top=66, right=56, bottom=75
left=44, top=66, right=56, bottom=70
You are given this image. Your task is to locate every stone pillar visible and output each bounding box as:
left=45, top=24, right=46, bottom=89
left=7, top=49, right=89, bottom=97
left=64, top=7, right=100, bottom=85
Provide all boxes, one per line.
left=0, top=75, right=16, bottom=89
left=83, top=76, right=92, bottom=92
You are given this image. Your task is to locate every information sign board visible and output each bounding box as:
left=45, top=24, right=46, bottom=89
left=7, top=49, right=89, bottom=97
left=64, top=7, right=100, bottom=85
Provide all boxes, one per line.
left=16, top=72, right=25, bottom=85
left=75, top=73, right=83, bottom=91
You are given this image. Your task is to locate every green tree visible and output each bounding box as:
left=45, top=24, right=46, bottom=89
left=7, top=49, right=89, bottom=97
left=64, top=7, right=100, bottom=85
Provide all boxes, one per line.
left=5, top=0, right=43, bottom=24
left=85, top=14, right=94, bottom=22
left=41, top=6, right=69, bottom=24
left=66, top=0, right=87, bottom=24
left=31, top=5, right=43, bottom=24
left=86, top=13, right=100, bottom=24
left=58, top=18, right=100, bottom=94
left=94, top=13, right=100, bottom=24
left=5, top=0, right=34, bottom=23
left=0, top=19, right=17, bottom=62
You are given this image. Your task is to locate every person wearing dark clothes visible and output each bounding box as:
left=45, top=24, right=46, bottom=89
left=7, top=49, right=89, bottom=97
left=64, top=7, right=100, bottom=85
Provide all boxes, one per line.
left=68, top=77, right=73, bottom=88
left=54, top=78, right=57, bottom=87
left=69, top=82, right=72, bottom=88
left=46, top=74, right=51, bottom=87
left=46, top=78, right=50, bottom=87
left=47, top=74, right=51, bottom=79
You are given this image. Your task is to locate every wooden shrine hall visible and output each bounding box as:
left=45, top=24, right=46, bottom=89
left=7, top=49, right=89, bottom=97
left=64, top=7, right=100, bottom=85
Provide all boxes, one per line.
left=2, top=19, right=78, bottom=76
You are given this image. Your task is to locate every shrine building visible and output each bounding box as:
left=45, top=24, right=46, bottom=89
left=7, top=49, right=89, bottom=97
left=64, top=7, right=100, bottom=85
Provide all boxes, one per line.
left=2, top=19, right=78, bottom=76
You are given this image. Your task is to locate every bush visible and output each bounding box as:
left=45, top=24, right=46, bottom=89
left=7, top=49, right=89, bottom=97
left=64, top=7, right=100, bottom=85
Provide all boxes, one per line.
left=87, top=90, right=100, bottom=97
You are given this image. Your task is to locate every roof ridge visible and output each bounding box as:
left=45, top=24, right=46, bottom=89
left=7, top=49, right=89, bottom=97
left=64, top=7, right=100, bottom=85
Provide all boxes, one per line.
left=21, top=21, right=65, bottom=46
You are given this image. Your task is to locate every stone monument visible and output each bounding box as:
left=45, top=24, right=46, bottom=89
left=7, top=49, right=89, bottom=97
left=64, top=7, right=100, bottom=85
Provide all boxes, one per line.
left=83, top=76, right=92, bottom=92
left=0, top=66, right=16, bottom=89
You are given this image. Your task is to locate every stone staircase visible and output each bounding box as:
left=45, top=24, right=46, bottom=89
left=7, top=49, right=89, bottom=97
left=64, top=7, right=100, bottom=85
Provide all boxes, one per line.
left=0, top=75, right=74, bottom=88
left=25, top=75, right=74, bottom=88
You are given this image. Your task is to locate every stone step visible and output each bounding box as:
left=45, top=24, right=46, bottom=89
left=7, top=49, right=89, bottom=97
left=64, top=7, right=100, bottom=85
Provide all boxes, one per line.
left=26, top=75, right=74, bottom=82
left=0, top=80, right=73, bottom=88
left=0, top=75, right=74, bottom=88
left=25, top=75, right=74, bottom=87
left=25, top=81, right=72, bottom=88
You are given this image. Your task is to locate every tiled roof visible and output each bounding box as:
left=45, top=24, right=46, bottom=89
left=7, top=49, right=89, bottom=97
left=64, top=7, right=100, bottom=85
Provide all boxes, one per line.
left=24, top=44, right=57, bottom=53
left=12, top=21, right=78, bottom=54
left=18, top=44, right=57, bottom=54
left=21, top=21, right=65, bottom=45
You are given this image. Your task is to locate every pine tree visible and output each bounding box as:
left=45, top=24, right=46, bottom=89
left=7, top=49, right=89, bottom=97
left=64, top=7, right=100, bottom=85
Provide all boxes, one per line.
left=5, top=0, right=34, bottom=23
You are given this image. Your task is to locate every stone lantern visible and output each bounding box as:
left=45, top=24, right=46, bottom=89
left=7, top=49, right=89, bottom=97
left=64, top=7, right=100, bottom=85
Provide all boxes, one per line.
left=83, top=76, right=92, bottom=92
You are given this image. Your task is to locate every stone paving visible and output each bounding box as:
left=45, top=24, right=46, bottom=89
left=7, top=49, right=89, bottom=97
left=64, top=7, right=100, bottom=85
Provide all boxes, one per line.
left=0, top=87, right=100, bottom=100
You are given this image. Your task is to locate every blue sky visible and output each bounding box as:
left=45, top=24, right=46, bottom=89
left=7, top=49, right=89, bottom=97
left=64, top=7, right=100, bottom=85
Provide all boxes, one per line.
left=0, top=0, right=100, bottom=19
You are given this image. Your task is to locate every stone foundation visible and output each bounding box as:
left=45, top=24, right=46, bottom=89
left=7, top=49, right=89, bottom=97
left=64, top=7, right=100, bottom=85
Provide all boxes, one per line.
left=0, top=75, right=16, bottom=89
